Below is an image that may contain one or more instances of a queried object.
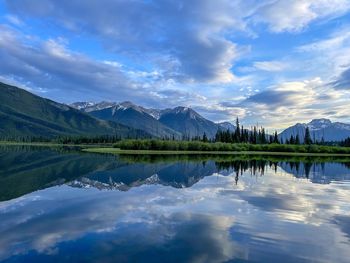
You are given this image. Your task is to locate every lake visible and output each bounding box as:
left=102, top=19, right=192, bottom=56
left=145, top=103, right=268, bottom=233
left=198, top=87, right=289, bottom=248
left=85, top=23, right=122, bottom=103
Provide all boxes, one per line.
left=1, top=146, right=350, bottom=262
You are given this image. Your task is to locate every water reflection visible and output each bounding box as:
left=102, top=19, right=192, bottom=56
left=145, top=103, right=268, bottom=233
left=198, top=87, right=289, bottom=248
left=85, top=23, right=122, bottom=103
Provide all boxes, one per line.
left=1, top=146, right=350, bottom=262
left=2, top=146, right=350, bottom=201
left=0, top=146, right=118, bottom=201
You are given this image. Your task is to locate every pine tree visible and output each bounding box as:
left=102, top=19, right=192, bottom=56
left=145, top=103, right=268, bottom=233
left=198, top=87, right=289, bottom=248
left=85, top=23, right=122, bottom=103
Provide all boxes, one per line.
left=215, top=130, right=221, bottom=142
left=343, top=137, right=350, bottom=147
left=289, top=135, right=295, bottom=144
left=273, top=131, right=279, bottom=144
left=261, top=128, right=267, bottom=144
left=235, top=117, right=240, bottom=143
left=202, top=132, right=208, bottom=142
left=253, top=126, right=258, bottom=144
left=304, top=127, right=312, bottom=144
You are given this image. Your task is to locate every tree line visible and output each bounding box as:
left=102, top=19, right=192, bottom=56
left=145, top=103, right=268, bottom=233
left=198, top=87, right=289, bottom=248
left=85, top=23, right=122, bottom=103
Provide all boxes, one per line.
left=213, top=118, right=317, bottom=145
left=1, top=117, right=349, bottom=147
left=341, top=137, right=350, bottom=147
left=114, top=139, right=350, bottom=153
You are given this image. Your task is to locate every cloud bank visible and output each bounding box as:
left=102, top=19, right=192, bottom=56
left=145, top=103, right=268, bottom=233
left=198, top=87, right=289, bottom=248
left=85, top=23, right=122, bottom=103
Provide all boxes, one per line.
left=1, top=0, right=350, bottom=128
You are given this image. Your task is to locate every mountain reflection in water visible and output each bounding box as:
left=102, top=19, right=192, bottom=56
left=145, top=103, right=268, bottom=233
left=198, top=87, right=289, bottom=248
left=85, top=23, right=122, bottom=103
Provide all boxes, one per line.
left=1, top=146, right=350, bottom=262
left=1, top=146, right=350, bottom=201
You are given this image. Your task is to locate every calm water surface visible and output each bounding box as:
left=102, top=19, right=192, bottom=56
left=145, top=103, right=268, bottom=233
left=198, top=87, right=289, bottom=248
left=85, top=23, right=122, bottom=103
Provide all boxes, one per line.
left=1, top=146, right=350, bottom=262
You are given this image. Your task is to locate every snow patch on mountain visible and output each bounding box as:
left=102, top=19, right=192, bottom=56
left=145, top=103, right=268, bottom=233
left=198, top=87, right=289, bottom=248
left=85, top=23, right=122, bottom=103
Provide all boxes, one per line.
left=217, top=122, right=236, bottom=131
left=70, top=101, right=117, bottom=112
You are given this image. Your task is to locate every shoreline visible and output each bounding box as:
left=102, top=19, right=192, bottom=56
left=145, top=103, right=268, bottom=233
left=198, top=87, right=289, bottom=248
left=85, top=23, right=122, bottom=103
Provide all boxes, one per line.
left=2, top=142, right=350, bottom=156
left=82, top=147, right=350, bottom=156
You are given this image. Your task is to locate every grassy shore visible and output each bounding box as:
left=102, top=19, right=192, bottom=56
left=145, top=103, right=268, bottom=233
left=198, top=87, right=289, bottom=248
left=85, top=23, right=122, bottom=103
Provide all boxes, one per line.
left=111, top=139, right=350, bottom=155
left=2, top=140, right=350, bottom=156
left=82, top=147, right=350, bottom=156
left=109, top=152, right=350, bottom=165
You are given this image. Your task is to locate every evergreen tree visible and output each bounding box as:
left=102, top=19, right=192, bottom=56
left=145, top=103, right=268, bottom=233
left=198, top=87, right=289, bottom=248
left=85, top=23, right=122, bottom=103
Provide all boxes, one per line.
left=235, top=117, right=240, bottom=142
left=253, top=126, right=258, bottom=144
left=225, top=129, right=230, bottom=143
left=261, top=128, right=267, bottom=144
left=273, top=131, right=279, bottom=144
left=321, top=136, right=325, bottom=145
left=289, top=135, right=295, bottom=144
left=342, top=137, right=350, bottom=147
left=304, top=127, right=312, bottom=144
left=202, top=132, right=208, bottom=142
left=215, top=130, right=220, bottom=142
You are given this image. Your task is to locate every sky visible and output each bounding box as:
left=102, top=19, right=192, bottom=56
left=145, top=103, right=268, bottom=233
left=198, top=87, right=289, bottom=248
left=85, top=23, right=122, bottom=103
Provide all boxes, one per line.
left=0, top=0, right=350, bottom=130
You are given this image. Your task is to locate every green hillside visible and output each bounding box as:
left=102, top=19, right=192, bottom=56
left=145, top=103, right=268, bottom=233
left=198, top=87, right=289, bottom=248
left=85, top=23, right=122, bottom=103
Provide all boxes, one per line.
left=0, top=82, right=148, bottom=139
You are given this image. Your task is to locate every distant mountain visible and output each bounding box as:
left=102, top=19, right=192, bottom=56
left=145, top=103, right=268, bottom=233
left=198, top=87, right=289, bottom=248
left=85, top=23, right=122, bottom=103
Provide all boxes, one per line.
left=70, top=101, right=117, bottom=112
left=143, top=108, right=162, bottom=120
left=71, top=101, right=162, bottom=120
left=279, top=119, right=350, bottom=142
left=88, top=101, right=182, bottom=139
left=159, top=106, right=219, bottom=138
left=217, top=122, right=236, bottom=132
left=70, top=101, right=96, bottom=110
left=6, top=82, right=350, bottom=142
left=0, top=82, right=148, bottom=138
left=73, top=101, right=221, bottom=138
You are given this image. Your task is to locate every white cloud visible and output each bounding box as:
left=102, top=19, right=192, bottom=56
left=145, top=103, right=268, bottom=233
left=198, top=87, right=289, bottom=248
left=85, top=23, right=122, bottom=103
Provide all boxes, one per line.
left=232, top=78, right=350, bottom=129
left=298, top=31, right=350, bottom=52
left=0, top=25, right=173, bottom=104
left=253, top=61, right=289, bottom=72
left=2, top=0, right=350, bottom=128
left=5, top=0, right=252, bottom=84
left=296, top=26, right=350, bottom=86
left=4, top=14, right=23, bottom=27
left=254, top=0, right=350, bottom=33
left=102, top=60, right=122, bottom=68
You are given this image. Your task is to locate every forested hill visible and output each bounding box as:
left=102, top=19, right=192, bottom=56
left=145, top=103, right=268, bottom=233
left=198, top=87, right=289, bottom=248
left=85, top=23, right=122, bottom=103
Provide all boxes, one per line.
left=0, top=82, right=149, bottom=139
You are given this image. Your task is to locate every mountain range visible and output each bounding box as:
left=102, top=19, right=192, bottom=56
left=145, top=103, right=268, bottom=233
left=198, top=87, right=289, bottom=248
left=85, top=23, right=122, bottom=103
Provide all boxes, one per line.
left=279, top=119, right=350, bottom=142
left=72, top=101, right=222, bottom=138
left=0, top=82, right=149, bottom=138
left=88, top=102, right=182, bottom=139
left=1, top=81, right=350, bottom=142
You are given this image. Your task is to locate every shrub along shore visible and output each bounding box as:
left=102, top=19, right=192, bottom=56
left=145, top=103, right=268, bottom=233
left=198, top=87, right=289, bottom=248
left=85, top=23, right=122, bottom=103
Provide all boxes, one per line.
left=111, top=139, right=350, bottom=154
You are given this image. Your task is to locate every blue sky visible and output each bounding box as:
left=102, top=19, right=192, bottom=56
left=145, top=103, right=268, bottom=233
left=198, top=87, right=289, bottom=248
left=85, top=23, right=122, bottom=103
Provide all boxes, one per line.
left=0, top=0, right=350, bottom=130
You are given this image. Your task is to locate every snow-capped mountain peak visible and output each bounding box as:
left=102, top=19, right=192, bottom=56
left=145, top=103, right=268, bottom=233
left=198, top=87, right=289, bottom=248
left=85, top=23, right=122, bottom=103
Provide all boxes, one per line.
left=144, top=108, right=161, bottom=119
left=166, top=106, right=202, bottom=120
left=70, top=101, right=116, bottom=112
left=309, top=118, right=332, bottom=124
left=308, top=118, right=332, bottom=130
left=70, top=101, right=96, bottom=110
left=217, top=121, right=236, bottom=131
left=280, top=118, right=350, bottom=142
left=119, top=101, right=137, bottom=108
left=119, top=101, right=148, bottom=113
